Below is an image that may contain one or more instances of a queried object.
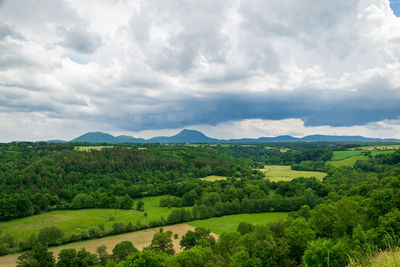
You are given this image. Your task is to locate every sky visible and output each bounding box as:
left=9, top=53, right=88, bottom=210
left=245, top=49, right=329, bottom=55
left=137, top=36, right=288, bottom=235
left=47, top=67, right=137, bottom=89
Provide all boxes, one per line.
left=1, top=0, right=400, bottom=141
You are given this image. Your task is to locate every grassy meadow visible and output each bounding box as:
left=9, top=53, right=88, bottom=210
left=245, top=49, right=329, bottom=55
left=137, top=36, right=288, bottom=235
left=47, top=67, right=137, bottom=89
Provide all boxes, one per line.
left=199, top=175, right=228, bottom=181
left=327, top=155, right=369, bottom=167
left=74, top=146, right=113, bottom=151
left=0, top=196, right=183, bottom=241
left=261, top=165, right=326, bottom=182
left=188, top=212, right=288, bottom=235
left=331, top=150, right=362, bottom=160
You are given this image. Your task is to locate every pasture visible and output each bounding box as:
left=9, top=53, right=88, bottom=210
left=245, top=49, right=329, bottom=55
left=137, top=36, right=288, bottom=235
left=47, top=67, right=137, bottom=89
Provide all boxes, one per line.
left=0, top=196, right=183, bottom=241
left=188, top=212, right=288, bottom=235
left=327, top=155, right=368, bottom=167
left=261, top=165, right=326, bottom=182
left=331, top=150, right=362, bottom=160
left=74, top=146, right=113, bottom=151
left=199, top=175, right=228, bottom=181
left=0, top=224, right=199, bottom=267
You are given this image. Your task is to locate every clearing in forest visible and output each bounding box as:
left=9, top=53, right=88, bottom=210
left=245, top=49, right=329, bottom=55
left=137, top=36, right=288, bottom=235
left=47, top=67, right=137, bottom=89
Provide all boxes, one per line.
left=199, top=175, right=228, bottom=181
left=261, top=165, right=326, bottom=182
left=188, top=212, right=288, bottom=235
left=0, top=196, right=186, bottom=241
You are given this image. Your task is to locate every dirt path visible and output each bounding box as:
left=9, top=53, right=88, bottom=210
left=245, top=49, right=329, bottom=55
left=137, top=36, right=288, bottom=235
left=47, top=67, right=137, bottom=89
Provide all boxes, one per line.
left=0, top=224, right=218, bottom=267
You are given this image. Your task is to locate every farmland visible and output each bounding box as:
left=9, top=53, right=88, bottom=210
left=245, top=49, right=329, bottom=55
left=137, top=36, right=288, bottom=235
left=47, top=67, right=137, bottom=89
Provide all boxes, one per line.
left=261, top=165, right=327, bottom=182
left=0, top=196, right=183, bottom=241
left=188, top=212, right=288, bottom=235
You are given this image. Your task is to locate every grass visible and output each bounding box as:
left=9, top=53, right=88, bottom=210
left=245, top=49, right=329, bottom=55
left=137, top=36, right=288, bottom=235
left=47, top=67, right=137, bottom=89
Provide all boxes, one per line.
left=261, top=165, right=326, bottom=182
left=0, top=224, right=200, bottom=267
left=327, top=155, right=369, bottom=167
left=188, top=212, right=288, bottom=235
left=348, top=247, right=400, bottom=267
left=74, top=146, right=113, bottom=151
left=331, top=150, right=363, bottom=160
left=0, top=196, right=183, bottom=241
left=199, top=176, right=228, bottom=181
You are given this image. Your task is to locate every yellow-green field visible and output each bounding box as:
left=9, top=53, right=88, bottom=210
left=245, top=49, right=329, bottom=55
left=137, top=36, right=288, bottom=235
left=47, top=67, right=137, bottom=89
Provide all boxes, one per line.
left=0, top=224, right=201, bottom=267
left=74, top=146, right=113, bottom=151
left=0, top=196, right=185, bottom=241
left=260, top=165, right=326, bottom=182
left=188, top=212, right=288, bottom=235
left=350, top=145, right=400, bottom=151
left=199, top=176, right=228, bottom=181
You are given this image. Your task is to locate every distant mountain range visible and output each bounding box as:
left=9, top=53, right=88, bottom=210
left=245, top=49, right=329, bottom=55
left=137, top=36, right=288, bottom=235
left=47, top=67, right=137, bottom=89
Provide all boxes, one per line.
left=59, top=129, right=400, bottom=143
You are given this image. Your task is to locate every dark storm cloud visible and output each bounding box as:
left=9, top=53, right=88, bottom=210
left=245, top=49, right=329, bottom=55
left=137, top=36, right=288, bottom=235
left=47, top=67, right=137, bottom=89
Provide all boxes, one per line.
left=98, top=82, right=400, bottom=132
left=58, top=27, right=102, bottom=54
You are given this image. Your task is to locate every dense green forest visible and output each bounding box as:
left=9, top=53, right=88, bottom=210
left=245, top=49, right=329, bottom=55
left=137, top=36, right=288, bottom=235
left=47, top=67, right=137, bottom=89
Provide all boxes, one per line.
left=1, top=142, right=400, bottom=266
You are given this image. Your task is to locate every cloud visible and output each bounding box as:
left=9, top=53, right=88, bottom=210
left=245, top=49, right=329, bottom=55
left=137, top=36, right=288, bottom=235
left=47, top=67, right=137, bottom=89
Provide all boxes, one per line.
left=0, top=0, right=400, bottom=141
left=57, top=26, right=102, bottom=54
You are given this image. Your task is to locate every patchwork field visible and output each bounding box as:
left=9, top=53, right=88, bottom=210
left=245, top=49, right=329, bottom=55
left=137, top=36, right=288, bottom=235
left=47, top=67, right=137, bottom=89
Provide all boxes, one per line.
left=261, top=165, right=326, bottom=182
left=199, top=175, right=228, bottom=181
left=0, top=224, right=200, bottom=267
left=188, top=212, right=288, bottom=234
left=0, top=196, right=183, bottom=241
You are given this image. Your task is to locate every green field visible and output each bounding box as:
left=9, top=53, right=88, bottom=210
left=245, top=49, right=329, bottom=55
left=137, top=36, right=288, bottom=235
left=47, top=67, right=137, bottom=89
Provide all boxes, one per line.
left=331, top=150, right=362, bottom=160
left=0, top=196, right=183, bottom=241
left=261, top=165, right=326, bottom=182
left=199, top=175, right=228, bottom=181
left=188, top=212, right=288, bottom=234
left=328, top=150, right=395, bottom=167
left=327, top=155, right=368, bottom=167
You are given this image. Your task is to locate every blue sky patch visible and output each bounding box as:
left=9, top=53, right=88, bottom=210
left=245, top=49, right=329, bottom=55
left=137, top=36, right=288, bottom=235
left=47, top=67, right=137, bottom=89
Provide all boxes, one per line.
left=390, top=0, right=400, bottom=16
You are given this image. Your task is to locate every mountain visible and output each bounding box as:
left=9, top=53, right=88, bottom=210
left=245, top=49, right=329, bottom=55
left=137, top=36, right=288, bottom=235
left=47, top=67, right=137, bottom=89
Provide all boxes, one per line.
left=148, top=129, right=218, bottom=143
left=46, top=139, right=67, bottom=143
left=70, top=130, right=400, bottom=143
left=72, top=132, right=145, bottom=143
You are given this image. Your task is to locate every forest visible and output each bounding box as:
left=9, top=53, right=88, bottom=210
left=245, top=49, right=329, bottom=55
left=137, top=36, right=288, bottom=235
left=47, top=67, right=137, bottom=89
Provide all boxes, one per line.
left=0, top=142, right=399, bottom=266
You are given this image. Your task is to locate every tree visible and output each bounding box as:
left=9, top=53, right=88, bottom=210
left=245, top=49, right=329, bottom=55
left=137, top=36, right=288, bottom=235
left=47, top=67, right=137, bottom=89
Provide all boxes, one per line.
left=95, top=245, right=110, bottom=265
left=76, top=248, right=94, bottom=266
left=230, top=250, right=262, bottom=267
left=237, top=222, right=255, bottom=235
left=303, top=239, right=349, bottom=267
left=136, top=201, right=144, bottom=211
left=57, top=248, right=77, bottom=267
left=17, top=243, right=55, bottom=267
left=112, top=240, right=138, bottom=262
left=285, top=217, right=315, bottom=261
left=120, top=195, right=133, bottom=210
left=166, top=246, right=214, bottom=267
left=38, top=226, right=64, bottom=246
left=150, top=231, right=175, bottom=255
